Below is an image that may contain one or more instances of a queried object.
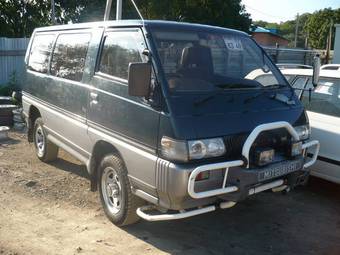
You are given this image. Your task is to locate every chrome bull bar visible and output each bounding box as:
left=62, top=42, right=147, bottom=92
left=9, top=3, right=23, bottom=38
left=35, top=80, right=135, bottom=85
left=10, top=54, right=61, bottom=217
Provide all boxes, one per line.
left=188, top=121, right=320, bottom=199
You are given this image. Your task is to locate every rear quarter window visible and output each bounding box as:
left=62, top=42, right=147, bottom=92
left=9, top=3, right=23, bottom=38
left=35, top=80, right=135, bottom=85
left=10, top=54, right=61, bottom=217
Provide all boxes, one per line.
left=50, top=33, right=91, bottom=82
left=28, top=33, right=56, bottom=73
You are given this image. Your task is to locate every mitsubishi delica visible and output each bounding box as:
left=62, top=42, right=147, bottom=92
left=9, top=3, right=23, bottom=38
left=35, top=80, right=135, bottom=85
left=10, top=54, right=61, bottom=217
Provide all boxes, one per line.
left=22, top=20, right=320, bottom=226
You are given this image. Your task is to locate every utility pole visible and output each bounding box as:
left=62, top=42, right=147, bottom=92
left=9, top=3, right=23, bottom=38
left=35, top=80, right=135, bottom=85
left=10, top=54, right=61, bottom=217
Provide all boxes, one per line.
left=51, top=0, right=56, bottom=24
left=294, top=13, right=300, bottom=48
left=304, top=31, right=309, bottom=49
left=325, top=20, right=334, bottom=64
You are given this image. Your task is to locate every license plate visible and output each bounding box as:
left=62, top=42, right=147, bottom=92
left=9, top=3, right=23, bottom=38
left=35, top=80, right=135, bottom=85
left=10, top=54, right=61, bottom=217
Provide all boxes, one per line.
left=258, top=160, right=303, bottom=182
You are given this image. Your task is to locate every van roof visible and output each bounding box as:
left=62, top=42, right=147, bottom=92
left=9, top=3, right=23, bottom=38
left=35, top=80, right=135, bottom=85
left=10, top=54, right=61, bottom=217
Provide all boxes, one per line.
left=34, top=19, right=249, bottom=37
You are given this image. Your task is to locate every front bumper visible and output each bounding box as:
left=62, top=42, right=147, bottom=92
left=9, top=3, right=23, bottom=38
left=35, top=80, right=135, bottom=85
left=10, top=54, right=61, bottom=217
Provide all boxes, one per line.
left=137, top=121, right=320, bottom=222
left=155, top=121, right=320, bottom=210
left=188, top=140, right=319, bottom=200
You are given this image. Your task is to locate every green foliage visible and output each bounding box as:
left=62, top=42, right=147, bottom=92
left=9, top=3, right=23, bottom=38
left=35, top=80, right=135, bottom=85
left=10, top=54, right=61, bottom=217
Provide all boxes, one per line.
left=304, top=8, right=340, bottom=49
left=254, top=8, right=340, bottom=49
left=0, top=72, right=18, bottom=96
left=0, top=0, right=83, bottom=37
left=253, top=13, right=311, bottom=48
left=0, top=0, right=252, bottom=37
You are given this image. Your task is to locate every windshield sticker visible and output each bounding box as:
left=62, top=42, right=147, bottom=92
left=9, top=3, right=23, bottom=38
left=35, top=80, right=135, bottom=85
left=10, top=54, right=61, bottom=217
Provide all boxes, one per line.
left=223, top=37, right=243, bottom=51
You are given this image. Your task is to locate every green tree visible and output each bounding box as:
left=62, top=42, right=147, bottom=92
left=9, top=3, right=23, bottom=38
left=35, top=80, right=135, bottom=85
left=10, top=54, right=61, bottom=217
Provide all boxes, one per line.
left=0, top=0, right=83, bottom=37
left=304, top=8, right=340, bottom=49
left=0, top=0, right=252, bottom=37
left=253, top=13, right=310, bottom=48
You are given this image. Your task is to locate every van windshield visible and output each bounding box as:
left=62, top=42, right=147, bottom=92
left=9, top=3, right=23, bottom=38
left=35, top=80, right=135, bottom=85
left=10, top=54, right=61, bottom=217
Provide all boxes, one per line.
left=152, top=29, right=287, bottom=93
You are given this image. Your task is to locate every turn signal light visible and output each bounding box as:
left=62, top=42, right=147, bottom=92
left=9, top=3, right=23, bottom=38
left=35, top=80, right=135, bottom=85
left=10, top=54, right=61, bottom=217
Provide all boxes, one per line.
left=195, top=171, right=210, bottom=181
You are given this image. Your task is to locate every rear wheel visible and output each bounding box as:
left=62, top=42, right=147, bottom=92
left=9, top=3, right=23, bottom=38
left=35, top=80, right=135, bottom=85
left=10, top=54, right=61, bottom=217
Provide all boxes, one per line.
left=33, top=117, right=58, bottom=162
left=98, top=154, right=144, bottom=226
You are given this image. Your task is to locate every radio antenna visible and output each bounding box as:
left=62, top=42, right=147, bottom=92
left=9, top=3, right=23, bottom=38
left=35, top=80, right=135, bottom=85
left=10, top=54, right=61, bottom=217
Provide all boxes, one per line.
left=129, top=0, right=145, bottom=23
left=104, top=0, right=145, bottom=23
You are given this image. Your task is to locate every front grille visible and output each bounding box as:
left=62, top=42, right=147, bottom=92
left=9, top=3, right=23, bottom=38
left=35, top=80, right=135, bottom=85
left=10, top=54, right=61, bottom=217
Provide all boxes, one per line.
left=224, top=134, right=247, bottom=159
left=224, top=128, right=292, bottom=165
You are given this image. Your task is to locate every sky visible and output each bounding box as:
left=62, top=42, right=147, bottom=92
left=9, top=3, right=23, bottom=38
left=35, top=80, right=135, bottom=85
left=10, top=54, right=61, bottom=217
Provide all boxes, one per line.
left=242, top=0, right=340, bottom=23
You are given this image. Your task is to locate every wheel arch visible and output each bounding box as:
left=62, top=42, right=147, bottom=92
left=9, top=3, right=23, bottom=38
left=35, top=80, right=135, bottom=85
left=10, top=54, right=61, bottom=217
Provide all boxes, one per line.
left=27, top=105, right=41, bottom=142
left=89, top=140, right=125, bottom=192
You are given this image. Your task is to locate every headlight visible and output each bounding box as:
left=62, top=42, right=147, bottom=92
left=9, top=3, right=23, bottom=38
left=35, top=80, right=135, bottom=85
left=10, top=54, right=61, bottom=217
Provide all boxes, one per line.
left=294, top=125, right=311, bottom=140
left=188, top=138, right=225, bottom=160
left=161, top=137, right=226, bottom=162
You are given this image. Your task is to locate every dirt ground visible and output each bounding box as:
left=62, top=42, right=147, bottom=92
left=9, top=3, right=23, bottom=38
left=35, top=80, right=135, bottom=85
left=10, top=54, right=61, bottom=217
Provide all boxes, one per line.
left=1, top=131, right=340, bottom=255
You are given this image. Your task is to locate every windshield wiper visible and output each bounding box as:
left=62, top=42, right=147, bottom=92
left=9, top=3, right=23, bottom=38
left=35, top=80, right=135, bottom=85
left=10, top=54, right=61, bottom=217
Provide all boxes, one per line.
left=270, top=93, right=296, bottom=106
left=244, top=85, right=296, bottom=106
left=244, top=84, right=288, bottom=104
left=215, top=83, right=259, bottom=89
left=264, top=84, right=287, bottom=89
left=194, top=81, right=256, bottom=106
left=194, top=89, right=233, bottom=107
left=244, top=91, right=267, bottom=104
left=194, top=93, right=217, bottom=106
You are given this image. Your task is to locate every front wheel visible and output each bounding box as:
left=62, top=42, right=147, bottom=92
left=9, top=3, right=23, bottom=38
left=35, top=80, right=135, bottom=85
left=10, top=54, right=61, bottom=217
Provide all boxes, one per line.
left=98, top=154, right=144, bottom=226
left=33, top=117, right=59, bottom=162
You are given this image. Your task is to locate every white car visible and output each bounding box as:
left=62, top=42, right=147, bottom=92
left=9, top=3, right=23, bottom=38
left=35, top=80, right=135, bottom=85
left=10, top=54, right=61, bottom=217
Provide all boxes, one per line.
left=253, top=68, right=340, bottom=184
left=282, top=69, right=340, bottom=184
left=320, top=64, right=340, bottom=71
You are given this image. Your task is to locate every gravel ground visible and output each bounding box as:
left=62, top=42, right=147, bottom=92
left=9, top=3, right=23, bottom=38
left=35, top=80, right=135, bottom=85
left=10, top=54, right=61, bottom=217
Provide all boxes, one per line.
left=1, top=131, right=340, bottom=255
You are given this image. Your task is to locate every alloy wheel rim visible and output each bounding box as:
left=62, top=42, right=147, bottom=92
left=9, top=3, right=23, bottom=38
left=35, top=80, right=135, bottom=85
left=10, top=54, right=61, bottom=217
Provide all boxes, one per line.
left=35, top=126, right=45, bottom=157
left=101, top=167, right=122, bottom=215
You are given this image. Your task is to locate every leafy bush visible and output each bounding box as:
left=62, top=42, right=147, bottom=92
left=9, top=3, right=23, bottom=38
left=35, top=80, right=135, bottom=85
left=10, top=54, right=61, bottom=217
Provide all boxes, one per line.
left=0, top=72, right=19, bottom=96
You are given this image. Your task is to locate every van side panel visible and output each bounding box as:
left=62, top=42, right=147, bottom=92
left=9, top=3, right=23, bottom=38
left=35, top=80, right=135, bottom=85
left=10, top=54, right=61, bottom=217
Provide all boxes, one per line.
left=86, top=28, right=160, bottom=190
left=23, top=30, right=95, bottom=162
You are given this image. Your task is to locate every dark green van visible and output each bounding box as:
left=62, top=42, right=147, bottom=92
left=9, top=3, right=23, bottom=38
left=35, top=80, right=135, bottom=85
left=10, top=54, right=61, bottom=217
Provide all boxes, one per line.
left=23, top=20, right=320, bottom=226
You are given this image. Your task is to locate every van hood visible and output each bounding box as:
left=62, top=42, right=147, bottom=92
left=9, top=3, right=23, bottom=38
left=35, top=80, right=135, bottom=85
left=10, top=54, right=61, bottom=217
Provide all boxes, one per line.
left=167, top=90, right=305, bottom=139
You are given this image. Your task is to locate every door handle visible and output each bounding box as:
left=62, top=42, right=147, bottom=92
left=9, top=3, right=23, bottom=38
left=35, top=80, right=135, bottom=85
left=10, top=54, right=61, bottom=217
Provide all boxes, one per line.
left=90, top=92, right=98, bottom=107
left=90, top=92, right=98, bottom=100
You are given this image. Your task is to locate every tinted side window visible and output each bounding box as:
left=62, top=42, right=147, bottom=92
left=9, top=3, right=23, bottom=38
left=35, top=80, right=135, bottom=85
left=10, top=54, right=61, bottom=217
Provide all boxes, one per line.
left=99, top=31, right=144, bottom=80
left=303, top=78, right=340, bottom=117
left=51, top=33, right=91, bottom=82
left=322, top=66, right=339, bottom=71
left=28, top=34, right=55, bottom=73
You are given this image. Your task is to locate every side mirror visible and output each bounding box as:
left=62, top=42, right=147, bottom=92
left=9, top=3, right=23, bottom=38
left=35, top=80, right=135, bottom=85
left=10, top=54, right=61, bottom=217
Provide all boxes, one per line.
left=128, top=62, right=151, bottom=97
left=312, top=55, right=321, bottom=87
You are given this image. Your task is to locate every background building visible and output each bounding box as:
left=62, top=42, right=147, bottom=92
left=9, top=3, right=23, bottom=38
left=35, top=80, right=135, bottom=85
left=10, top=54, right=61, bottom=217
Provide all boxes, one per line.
left=252, top=27, right=289, bottom=47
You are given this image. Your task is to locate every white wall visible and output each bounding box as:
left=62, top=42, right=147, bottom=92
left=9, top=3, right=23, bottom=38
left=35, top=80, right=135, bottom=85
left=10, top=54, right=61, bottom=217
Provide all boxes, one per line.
left=334, top=24, right=340, bottom=64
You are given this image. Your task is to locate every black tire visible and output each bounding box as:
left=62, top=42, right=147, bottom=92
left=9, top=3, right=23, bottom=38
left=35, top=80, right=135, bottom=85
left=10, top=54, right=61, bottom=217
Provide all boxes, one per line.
left=98, top=154, right=144, bottom=226
left=33, top=117, right=59, bottom=162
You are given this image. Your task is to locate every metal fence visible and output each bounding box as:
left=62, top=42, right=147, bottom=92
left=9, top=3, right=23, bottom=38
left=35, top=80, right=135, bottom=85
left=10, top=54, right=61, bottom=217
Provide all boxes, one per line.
left=264, top=47, right=332, bottom=66
left=264, top=47, right=316, bottom=65
left=0, top=37, right=30, bottom=86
